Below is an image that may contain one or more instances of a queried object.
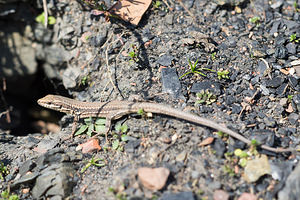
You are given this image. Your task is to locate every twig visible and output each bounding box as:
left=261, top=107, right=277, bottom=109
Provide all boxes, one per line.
left=104, top=32, right=125, bottom=99
left=177, top=0, right=196, bottom=21
left=42, top=0, right=48, bottom=27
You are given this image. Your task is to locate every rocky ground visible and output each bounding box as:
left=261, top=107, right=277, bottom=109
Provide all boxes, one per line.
left=0, top=0, right=300, bottom=199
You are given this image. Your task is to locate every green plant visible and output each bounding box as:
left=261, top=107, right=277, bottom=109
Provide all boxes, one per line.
left=179, top=59, right=214, bottom=79
left=35, top=12, right=56, bottom=25
left=81, top=156, right=105, bottom=173
left=153, top=0, right=162, bottom=9
left=111, top=123, right=129, bottom=151
left=195, top=90, right=217, bottom=105
left=294, top=1, right=300, bottom=12
left=211, top=52, right=216, bottom=60
left=0, top=162, right=9, bottom=181
left=80, top=75, right=90, bottom=86
left=288, top=94, right=294, bottom=100
left=75, top=117, right=106, bottom=137
left=250, top=16, right=260, bottom=25
left=223, top=165, right=236, bottom=177
left=290, top=33, right=299, bottom=43
left=217, top=70, right=230, bottom=80
left=108, top=187, right=128, bottom=200
left=234, top=149, right=249, bottom=167
left=128, top=45, right=139, bottom=63
left=1, top=189, right=19, bottom=200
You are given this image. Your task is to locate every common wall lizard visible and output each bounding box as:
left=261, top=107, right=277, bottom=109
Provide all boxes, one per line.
left=37, top=95, right=296, bottom=153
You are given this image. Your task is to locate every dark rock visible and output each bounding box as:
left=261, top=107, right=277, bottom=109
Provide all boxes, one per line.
left=231, top=104, right=242, bottom=114
left=32, top=170, right=56, bottom=198
left=264, top=117, right=276, bottom=127
left=11, top=172, right=39, bottom=189
left=275, top=36, right=286, bottom=46
left=293, top=94, right=300, bottom=111
left=278, top=162, right=300, bottom=200
left=252, top=130, right=274, bottom=147
left=266, top=76, right=284, bottom=88
left=274, top=46, right=288, bottom=59
left=288, top=76, right=298, bottom=89
left=225, top=96, right=236, bottom=105
left=270, top=161, right=293, bottom=181
left=288, top=113, right=299, bottom=125
left=286, top=43, right=296, bottom=54
left=260, top=85, right=270, bottom=95
left=19, top=160, right=36, bottom=176
left=157, top=54, right=174, bottom=66
left=36, top=138, right=60, bottom=153
left=212, top=139, right=226, bottom=157
left=227, top=37, right=237, bottom=48
left=125, top=139, right=141, bottom=153
left=159, top=191, right=195, bottom=200
left=269, top=20, right=281, bottom=35
left=90, top=29, right=107, bottom=47
left=161, top=68, right=185, bottom=100
left=190, top=81, right=221, bottom=95
left=257, top=60, right=268, bottom=77
left=276, top=83, right=288, bottom=96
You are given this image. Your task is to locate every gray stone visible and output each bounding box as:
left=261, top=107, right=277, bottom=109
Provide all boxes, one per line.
left=62, top=67, right=81, bottom=89
left=32, top=170, right=57, bottom=198
left=161, top=68, right=184, bottom=100
left=191, top=81, right=221, bottom=95
left=159, top=191, right=195, bottom=200
left=11, top=172, right=39, bottom=188
left=293, top=94, right=300, bottom=111
left=278, top=162, right=300, bottom=200
left=269, top=21, right=281, bottom=35
left=286, top=43, right=296, bottom=54
left=45, top=45, right=70, bottom=65
left=157, top=54, right=174, bottom=66
left=19, top=160, right=35, bottom=176
left=266, top=76, right=284, bottom=88
left=288, top=113, right=299, bottom=125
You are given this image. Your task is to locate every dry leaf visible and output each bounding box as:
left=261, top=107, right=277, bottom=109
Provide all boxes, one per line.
left=109, top=0, right=152, bottom=25
left=198, top=137, right=214, bottom=146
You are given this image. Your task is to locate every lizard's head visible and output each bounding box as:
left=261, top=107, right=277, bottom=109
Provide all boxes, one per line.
left=37, top=95, right=66, bottom=112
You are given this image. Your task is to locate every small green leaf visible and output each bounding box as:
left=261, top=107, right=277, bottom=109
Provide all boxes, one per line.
left=48, top=16, right=56, bottom=25
left=112, top=140, right=119, bottom=150
left=115, top=123, right=122, bottom=133
left=95, top=124, right=106, bottom=133
left=120, top=124, right=128, bottom=133
left=74, top=125, right=88, bottom=136
left=95, top=118, right=106, bottom=125
left=87, top=124, right=94, bottom=137
left=239, top=158, right=247, bottom=167
left=137, top=108, right=144, bottom=115
left=121, top=134, right=129, bottom=142
left=84, top=117, right=93, bottom=124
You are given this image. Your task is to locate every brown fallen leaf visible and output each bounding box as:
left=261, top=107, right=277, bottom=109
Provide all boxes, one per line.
left=109, top=0, right=152, bottom=25
left=79, top=138, right=101, bottom=153
left=138, top=167, right=170, bottom=190
left=198, top=137, right=214, bottom=146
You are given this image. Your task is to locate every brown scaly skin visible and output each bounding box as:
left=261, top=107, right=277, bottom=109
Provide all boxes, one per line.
left=37, top=95, right=297, bottom=153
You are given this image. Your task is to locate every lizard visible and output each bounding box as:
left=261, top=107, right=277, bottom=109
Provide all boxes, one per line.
left=37, top=94, right=297, bottom=153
